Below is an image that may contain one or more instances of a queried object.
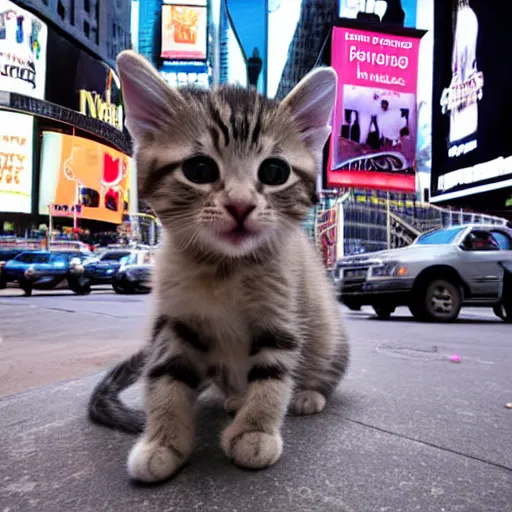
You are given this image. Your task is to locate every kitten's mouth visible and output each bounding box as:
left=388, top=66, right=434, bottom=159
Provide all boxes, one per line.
left=218, top=225, right=257, bottom=245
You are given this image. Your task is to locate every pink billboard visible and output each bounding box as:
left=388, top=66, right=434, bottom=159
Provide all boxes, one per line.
left=328, top=26, right=423, bottom=193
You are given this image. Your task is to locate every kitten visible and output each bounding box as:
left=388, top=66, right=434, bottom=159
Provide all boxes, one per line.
left=88, top=50, right=350, bottom=483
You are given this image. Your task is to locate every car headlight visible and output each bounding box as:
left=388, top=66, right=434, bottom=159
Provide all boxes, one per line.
left=54, top=261, right=65, bottom=268
left=370, top=262, right=408, bottom=278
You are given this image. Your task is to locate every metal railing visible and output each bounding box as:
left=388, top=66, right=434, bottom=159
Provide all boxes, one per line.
left=304, top=193, right=509, bottom=269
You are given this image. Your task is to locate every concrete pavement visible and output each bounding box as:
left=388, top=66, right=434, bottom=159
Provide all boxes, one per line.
left=0, top=292, right=511, bottom=511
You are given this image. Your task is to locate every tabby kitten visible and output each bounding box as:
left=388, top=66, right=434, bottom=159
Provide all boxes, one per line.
left=88, top=50, right=349, bottom=483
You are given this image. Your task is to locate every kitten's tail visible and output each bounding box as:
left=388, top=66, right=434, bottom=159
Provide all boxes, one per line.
left=88, top=349, right=147, bottom=434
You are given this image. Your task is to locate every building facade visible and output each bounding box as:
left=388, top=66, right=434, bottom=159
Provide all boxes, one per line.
left=0, top=0, right=133, bottom=237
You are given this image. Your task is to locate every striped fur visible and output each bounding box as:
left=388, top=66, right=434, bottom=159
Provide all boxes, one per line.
left=89, top=50, right=349, bottom=483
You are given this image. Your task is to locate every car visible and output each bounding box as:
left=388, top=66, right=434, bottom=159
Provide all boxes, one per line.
left=335, top=224, right=512, bottom=323
left=1, top=251, right=89, bottom=296
left=70, top=249, right=135, bottom=294
left=0, top=249, right=27, bottom=288
left=112, top=251, right=154, bottom=294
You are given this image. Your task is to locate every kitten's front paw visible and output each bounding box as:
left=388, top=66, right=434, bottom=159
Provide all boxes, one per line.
left=127, top=438, right=184, bottom=483
left=289, top=390, right=326, bottom=415
left=221, top=427, right=283, bottom=469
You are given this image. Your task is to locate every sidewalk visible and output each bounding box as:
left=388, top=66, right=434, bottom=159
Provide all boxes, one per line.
left=2, top=310, right=511, bottom=512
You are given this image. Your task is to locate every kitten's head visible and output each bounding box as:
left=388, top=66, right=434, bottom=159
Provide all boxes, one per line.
left=117, top=51, right=336, bottom=259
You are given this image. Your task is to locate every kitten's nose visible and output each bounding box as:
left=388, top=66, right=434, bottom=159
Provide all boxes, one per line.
left=224, top=202, right=256, bottom=224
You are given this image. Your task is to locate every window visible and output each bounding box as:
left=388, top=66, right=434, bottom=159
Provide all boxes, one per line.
left=463, top=230, right=500, bottom=252
left=100, top=251, right=131, bottom=262
left=416, top=227, right=465, bottom=245
left=491, top=231, right=512, bottom=250
left=16, top=253, right=51, bottom=264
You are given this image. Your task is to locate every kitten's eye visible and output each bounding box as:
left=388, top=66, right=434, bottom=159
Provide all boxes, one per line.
left=258, top=158, right=291, bottom=186
left=182, top=156, right=220, bottom=184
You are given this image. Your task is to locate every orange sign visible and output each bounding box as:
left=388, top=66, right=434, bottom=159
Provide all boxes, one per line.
left=39, top=132, right=129, bottom=224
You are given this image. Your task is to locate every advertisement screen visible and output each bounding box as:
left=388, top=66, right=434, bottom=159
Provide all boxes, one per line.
left=338, top=0, right=418, bottom=28
left=39, top=133, right=129, bottom=224
left=431, top=0, right=512, bottom=202
left=45, top=28, right=123, bottom=131
left=328, top=26, right=422, bottom=192
left=0, top=0, right=47, bottom=99
left=160, top=60, right=209, bottom=88
left=0, top=111, right=33, bottom=213
left=161, top=4, right=207, bottom=60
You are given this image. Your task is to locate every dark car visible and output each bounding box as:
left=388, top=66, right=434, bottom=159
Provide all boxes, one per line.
left=2, top=251, right=89, bottom=296
left=0, top=249, right=26, bottom=288
left=112, top=250, right=154, bottom=294
left=71, top=249, right=132, bottom=294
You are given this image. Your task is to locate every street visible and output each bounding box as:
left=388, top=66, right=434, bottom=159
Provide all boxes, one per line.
left=1, top=288, right=511, bottom=511
left=0, top=287, right=509, bottom=397
left=0, top=287, right=148, bottom=397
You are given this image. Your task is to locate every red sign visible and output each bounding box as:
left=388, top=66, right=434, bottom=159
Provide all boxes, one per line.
left=328, top=26, right=423, bottom=193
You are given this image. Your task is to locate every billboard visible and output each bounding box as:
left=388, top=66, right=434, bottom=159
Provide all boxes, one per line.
left=39, top=132, right=130, bottom=224
left=45, top=28, right=123, bottom=131
left=431, top=0, right=512, bottom=202
left=161, top=3, right=207, bottom=60
left=0, top=111, right=33, bottom=213
left=338, top=0, right=418, bottom=28
left=0, top=0, right=47, bottom=99
left=327, top=26, right=422, bottom=192
left=160, top=60, right=209, bottom=88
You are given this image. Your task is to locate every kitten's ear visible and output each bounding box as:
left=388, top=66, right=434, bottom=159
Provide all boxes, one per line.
left=280, top=67, right=337, bottom=156
left=116, top=50, right=186, bottom=141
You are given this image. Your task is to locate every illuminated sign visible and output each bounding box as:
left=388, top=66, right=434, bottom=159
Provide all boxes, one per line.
left=0, top=0, right=48, bottom=99
left=39, top=132, right=130, bottom=224
left=0, top=110, right=33, bottom=213
left=45, top=28, right=125, bottom=133
left=327, top=25, right=422, bottom=193
left=431, top=0, right=512, bottom=202
left=160, top=60, right=209, bottom=87
left=161, top=4, right=207, bottom=60
left=79, top=90, right=124, bottom=131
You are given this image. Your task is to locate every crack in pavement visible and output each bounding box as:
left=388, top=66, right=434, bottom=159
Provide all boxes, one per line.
left=329, top=412, right=512, bottom=473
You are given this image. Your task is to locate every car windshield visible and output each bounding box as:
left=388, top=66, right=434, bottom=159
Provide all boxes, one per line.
left=415, top=227, right=465, bottom=245
left=16, top=252, right=51, bottom=264
left=120, top=253, right=138, bottom=265
left=99, top=251, right=131, bottom=262
left=50, top=254, right=68, bottom=264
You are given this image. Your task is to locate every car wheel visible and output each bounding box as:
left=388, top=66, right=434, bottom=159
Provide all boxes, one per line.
left=112, top=282, right=128, bottom=294
left=421, top=279, right=462, bottom=322
left=69, top=276, right=92, bottom=295
left=75, top=284, right=91, bottom=295
left=21, top=283, right=33, bottom=296
left=494, top=303, right=512, bottom=323
left=373, top=305, right=394, bottom=320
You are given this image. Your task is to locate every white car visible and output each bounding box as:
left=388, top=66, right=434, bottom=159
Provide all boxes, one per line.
left=335, top=224, right=512, bottom=323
